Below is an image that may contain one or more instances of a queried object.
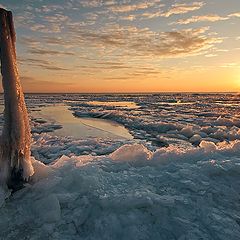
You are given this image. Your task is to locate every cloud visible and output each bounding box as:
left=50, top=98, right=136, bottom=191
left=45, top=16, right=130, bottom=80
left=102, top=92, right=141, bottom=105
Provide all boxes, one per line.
left=15, top=11, right=35, bottom=28
left=17, top=11, right=69, bottom=34
left=44, top=14, right=69, bottom=23
left=109, top=2, right=158, bottom=13
left=30, top=23, right=61, bottom=33
left=205, top=53, right=217, bottom=57
left=162, top=2, right=205, bottom=17
left=0, top=76, right=72, bottom=93
left=220, top=62, right=239, bottom=68
left=67, top=25, right=222, bottom=58
left=103, top=77, right=131, bottom=81
left=173, top=14, right=229, bottom=25
left=140, top=11, right=163, bottom=19
left=20, top=35, right=75, bottom=49
left=171, top=11, right=240, bottom=25
left=7, top=0, right=228, bottom=83
left=19, top=58, right=70, bottom=71
left=34, top=5, right=65, bottom=13
left=78, top=0, right=103, bottom=8
left=120, top=2, right=204, bottom=21
left=41, top=65, right=69, bottom=71
left=20, top=76, right=74, bottom=93
left=29, top=48, right=75, bottom=56
left=78, top=0, right=157, bottom=9
left=120, top=15, right=136, bottom=21
left=94, top=61, right=133, bottom=70
left=19, top=36, right=41, bottom=46
left=228, top=12, right=240, bottom=17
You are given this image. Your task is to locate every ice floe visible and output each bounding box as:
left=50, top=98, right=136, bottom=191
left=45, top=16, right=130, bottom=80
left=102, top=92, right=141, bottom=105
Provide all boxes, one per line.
left=0, top=141, right=240, bottom=239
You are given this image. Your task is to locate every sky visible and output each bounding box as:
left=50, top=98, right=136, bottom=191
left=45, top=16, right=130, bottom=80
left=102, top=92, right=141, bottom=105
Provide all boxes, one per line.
left=0, top=0, right=240, bottom=93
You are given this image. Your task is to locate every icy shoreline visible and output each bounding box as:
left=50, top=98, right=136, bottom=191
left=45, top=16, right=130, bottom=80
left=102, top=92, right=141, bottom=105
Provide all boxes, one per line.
left=2, top=93, right=240, bottom=150
left=1, top=141, right=240, bottom=239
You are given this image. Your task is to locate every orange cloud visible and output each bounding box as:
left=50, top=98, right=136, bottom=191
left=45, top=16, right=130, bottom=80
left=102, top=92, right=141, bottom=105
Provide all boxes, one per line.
left=162, top=2, right=205, bottom=17
left=173, top=14, right=228, bottom=25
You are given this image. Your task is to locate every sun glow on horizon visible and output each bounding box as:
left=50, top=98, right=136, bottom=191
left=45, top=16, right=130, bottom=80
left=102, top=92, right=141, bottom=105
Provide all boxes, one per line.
left=0, top=0, right=239, bottom=93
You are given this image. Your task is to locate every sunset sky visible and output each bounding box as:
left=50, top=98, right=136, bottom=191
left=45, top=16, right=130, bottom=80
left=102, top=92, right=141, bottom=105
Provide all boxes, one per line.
left=0, top=0, right=240, bottom=93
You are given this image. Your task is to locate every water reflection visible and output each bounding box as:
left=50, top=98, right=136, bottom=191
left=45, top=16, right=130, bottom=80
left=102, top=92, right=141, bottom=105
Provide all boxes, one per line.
left=156, top=101, right=195, bottom=106
left=86, top=101, right=139, bottom=108
left=32, top=105, right=133, bottom=140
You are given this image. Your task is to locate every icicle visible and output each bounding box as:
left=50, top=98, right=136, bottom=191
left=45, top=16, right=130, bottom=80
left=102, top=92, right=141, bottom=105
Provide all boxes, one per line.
left=0, top=8, right=34, bottom=190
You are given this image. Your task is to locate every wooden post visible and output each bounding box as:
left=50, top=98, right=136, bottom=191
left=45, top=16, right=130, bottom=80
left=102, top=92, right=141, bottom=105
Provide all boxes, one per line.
left=0, top=8, right=34, bottom=190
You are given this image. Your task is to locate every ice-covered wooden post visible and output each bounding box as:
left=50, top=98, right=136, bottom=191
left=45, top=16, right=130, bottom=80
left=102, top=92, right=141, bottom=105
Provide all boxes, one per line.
left=0, top=8, right=34, bottom=190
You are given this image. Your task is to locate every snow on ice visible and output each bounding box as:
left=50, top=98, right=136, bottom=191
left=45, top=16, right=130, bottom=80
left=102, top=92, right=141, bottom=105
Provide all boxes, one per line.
left=0, top=140, right=240, bottom=239
left=0, top=93, right=240, bottom=239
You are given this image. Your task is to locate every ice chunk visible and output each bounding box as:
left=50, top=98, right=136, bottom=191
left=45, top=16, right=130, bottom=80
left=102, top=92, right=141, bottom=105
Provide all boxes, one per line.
left=199, top=140, right=217, bottom=152
left=210, top=129, right=227, bottom=141
left=180, top=126, right=194, bottom=138
left=31, top=158, right=53, bottom=182
left=232, top=118, right=240, bottom=127
left=216, top=116, right=233, bottom=127
left=35, top=194, right=61, bottom=222
left=189, top=134, right=202, bottom=144
left=1, top=140, right=240, bottom=239
left=110, top=144, right=151, bottom=162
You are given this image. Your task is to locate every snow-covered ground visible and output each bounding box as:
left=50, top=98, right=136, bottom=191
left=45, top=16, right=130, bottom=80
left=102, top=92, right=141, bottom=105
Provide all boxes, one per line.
left=1, top=93, right=240, bottom=239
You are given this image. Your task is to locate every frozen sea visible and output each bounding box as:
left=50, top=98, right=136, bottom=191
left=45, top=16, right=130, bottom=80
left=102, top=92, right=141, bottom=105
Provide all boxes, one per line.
left=1, top=93, right=240, bottom=240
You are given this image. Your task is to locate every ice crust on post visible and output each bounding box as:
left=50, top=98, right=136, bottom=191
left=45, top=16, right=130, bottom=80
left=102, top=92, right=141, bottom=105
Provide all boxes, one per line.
left=0, top=8, right=34, bottom=189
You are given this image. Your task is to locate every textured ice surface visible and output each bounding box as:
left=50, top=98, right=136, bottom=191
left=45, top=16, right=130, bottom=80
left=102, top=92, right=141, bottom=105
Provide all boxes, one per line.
left=1, top=93, right=238, bottom=149
left=0, top=93, right=240, bottom=239
left=0, top=141, right=240, bottom=239
left=68, top=93, right=240, bottom=148
left=31, top=133, right=133, bottom=164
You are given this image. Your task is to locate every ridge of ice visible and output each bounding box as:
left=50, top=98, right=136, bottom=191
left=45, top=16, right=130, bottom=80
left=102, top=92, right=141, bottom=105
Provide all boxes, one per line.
left=1, top=140, right=240, bottom=239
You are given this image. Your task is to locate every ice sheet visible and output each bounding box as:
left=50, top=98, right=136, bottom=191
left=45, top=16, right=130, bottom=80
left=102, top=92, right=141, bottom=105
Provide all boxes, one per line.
left=0, top=141, right=240, bottom=239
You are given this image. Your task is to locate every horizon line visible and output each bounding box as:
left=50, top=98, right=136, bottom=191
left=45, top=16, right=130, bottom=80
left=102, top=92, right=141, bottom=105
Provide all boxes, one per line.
left=0, top=91, right=239, bottom=94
